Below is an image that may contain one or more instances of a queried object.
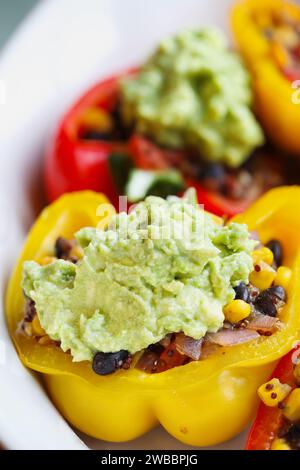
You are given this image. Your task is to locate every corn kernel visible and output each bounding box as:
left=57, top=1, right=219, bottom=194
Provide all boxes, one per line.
left=250, top=261, right=276, bottom=290
left=258, top=378, right=291, bottom=407
left=283, top=388, right=300, bottom=422
left=252, top=247, right=274, bottom=266
left=32, top=315, right=46, bottom=337
left=81, top=107, right=113, bottom=133
left=223, top=299, right=251, bottom=324
left=274, top=266, right=292, bottom=291
left=39, top=256, right=56, bottom=266
left=271, top=438, right=291, bottom=450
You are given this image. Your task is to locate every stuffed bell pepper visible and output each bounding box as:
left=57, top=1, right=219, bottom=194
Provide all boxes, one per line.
left=6, top=186, right=300, bottom=446
left=45, top=27, right=300, bottom=218
left=247, top=345, right=300, bottom=450
left=232, top=0, right=300, bottom=156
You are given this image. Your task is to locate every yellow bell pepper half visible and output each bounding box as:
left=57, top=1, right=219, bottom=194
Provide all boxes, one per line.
left=231, top=0, right=300, bottom=156
left=5, top=187, right=300, bottom=446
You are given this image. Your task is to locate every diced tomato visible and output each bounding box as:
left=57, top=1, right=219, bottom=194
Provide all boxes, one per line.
left=128, top=135, right=184, bottom=170
left=156, top=341, right=188, bottom=373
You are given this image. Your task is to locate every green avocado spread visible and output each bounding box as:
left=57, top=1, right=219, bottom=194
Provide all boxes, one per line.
left=121, top=28, right=264, bottom=167
left=22, top=190, right=255, bottom=362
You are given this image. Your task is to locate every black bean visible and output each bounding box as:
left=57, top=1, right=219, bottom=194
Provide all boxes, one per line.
left=111, top=105, right=132, bottom=140
left=24, top=298, right=36, bottom=322
left=55, top=237, right=73, bottom=260
left=254, top=286, right=286, bottom=317
left=81, top=130, right=113, bottom=141
left=254, top=295, right=277, bottom=317
left=92, top=350, right=130, bottom=375
left=266, top=239, right=283, bottom=267
left=278, top=421, right=292, bottom=439
left=148, top=343, right=165, bottom=355
left=282, top=424, right=300, bottom=450
left=234, top=282, right=250, bottom=303
left=267, top=285, right=287, bottom=302
left=200, top=163, right=225, bottom=181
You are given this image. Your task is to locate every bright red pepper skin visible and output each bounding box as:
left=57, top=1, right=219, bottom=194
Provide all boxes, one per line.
left=45, top=130, right=118, bottom=203
left=246, top=345, right=300, bottom=450
left=44, top=71, right=135, bottom=205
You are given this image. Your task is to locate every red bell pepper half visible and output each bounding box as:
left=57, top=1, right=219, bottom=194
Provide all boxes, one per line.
left=44, top=69, right=256, bottom=217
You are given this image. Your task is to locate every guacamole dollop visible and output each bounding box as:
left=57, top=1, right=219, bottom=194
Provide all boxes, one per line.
left=22, top=190, right=255, bottom=362
left=121, top=28, right=264, bottom=167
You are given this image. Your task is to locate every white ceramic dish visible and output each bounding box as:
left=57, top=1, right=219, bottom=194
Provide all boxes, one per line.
left=0, top=0, right=249, bottom=449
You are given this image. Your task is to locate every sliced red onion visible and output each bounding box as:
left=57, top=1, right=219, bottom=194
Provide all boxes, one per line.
left=249, top=230, right=261, bottom=242
left=159, top=334, right=172, bottom=348
left=206, top=329, right=260, bottom=346
left=246, top=315, right=282, bottom=334
left=174, top=333, right=203, bottom=360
